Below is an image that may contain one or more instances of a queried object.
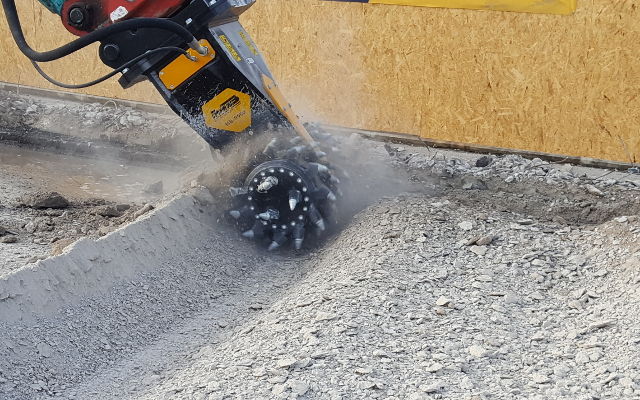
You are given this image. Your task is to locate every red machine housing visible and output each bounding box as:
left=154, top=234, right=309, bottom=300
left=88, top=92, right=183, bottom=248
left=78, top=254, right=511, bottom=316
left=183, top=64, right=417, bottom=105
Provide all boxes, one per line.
left=61, top=0, right=185, bottom=36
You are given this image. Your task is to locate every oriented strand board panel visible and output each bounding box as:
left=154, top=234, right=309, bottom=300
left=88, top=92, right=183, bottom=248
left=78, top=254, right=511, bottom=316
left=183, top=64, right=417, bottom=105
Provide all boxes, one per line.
left=243, top=0, right=640, bottom=163
left=0, top=1, right=639, bottom=163
left=335, top=0, right=577, bottom=15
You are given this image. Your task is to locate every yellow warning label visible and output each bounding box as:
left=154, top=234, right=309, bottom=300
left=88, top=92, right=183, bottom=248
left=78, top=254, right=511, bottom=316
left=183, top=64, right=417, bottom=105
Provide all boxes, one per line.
left=202, top=89, right=251, bottom=133
left=219, top=35, right=242, bottom=62
left=238, top=31, right=258, bottom=55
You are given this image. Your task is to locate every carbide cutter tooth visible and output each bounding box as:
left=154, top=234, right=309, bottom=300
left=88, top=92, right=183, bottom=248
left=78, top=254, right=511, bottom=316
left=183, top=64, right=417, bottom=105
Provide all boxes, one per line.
left=308, top=203, right=326, bottom=231
left=286, top=145, right=306, bottom=158
left=263, top=138, right=279, bottom=155
left=229, top=205, right=252, bottom=220
left=268, top=230, right=288, bottom=251
left=309, top=162, right=330, bottom=174
left=293, top=224, right=305, bottom=250
left=258, top=209, right=280, bottom=221
left=243, top=220, right=266, bottom=239
left=229, top=187, right=248, bottom=197
left=288, top=189, right=302, bottom=211
left=289, top=136, right=304, bottom=145
left=312, top=185, right=336, bottom=202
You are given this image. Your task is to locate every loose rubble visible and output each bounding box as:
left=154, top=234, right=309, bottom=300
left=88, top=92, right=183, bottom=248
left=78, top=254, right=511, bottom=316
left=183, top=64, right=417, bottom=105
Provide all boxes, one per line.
left=2, top=141, right=639, bottom=400
left=2, top=104, right=640, bottom=399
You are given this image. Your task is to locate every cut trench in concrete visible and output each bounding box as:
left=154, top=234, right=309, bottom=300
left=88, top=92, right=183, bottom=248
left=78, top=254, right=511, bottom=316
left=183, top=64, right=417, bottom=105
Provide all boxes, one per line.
left=0, top=188, right=218, bottom=324
left=0, top=184, right=310, bottom=400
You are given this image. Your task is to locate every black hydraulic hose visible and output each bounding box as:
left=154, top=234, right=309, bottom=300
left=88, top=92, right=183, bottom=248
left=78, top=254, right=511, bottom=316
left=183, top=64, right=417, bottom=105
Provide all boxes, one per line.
left=31, top=46, right=193, bottom=89
left=1, top=0, right=199, bottom=63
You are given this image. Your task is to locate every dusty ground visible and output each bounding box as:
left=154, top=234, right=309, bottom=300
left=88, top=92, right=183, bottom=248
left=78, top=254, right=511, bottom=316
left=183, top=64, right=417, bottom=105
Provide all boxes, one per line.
left=0, top=90, right=204, bottom=158
left=0, top=143, right=184, bottom=275
left=1, top=93, right=640, bottom=399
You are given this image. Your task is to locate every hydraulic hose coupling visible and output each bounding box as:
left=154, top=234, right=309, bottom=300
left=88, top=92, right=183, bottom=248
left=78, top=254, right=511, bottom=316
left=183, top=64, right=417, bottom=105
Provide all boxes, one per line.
left=188, top=39, right=209, bottom=56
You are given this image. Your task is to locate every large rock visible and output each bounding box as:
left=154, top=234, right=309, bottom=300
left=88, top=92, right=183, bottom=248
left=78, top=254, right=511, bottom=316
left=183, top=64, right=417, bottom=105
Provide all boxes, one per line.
left=22, top=192, right=69, bottom=209
left=94, top=205, right=123, bottom=218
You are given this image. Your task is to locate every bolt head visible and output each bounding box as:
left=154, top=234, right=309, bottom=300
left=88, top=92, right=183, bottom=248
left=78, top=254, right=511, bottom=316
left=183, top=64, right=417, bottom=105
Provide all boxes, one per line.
left=69, top=7, right=85, bottom=25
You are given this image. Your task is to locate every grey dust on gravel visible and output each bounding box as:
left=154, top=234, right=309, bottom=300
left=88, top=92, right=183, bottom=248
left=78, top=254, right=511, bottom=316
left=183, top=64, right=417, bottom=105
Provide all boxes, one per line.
left=1, top=137, right=639, bottom=400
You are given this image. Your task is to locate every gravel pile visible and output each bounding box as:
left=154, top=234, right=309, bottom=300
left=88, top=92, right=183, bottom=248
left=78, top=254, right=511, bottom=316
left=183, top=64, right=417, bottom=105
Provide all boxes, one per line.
left=2, top=135, right=640, bottom=399
left=46, top=193, right=640, bottom=400
left=6, top=152, right=632, bottom=400
left=394, top=146, right=640, bottom=190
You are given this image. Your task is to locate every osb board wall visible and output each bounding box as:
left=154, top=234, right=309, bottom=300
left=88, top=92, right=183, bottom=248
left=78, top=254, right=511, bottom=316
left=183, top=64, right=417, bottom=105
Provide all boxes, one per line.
left=0, top=1, right=638, bottom=162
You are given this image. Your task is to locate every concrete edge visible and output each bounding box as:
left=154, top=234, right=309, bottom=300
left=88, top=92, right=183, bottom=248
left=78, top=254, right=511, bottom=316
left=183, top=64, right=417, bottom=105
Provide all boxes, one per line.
left=0, top=81, right=172, bottom=115
left=320, top=125, right=638, bottom=171
left=0, top=188, right=217, bottom=324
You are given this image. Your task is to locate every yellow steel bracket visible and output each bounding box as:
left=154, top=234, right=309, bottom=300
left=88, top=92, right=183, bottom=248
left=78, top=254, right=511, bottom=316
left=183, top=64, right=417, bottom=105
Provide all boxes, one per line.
left=368, top=0, right=577, bottom=15
left=159, top=39, right=216, bottom=90
left=261, top=75, right=315, bottom=144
